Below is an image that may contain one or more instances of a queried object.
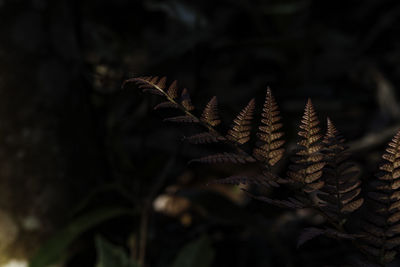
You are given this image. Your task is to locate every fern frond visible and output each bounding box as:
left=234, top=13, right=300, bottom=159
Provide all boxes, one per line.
left=297, top=227, right=356, bottom=248
left=190, top=152, right=256, bottom=164
left=253, top=88, right=285, bottom=167
left=201, top=96, right=221, bottom=126
left=184, top=132, right=222, bottom=144
left=288, top=99, right=325, bottom=193
left=164, top=115, right=199, bottom=123
left=123, top=76, right=165, bottom=96
left=226, top=99, right=256, bottom=145
left=124, top=76, right=193, bottom=112
left=360, top=129, right=400, bottom=264
left=167, top=80, right=178, bottom=99
left=126, top=76, right=257, bottom=164
left=128, top=74, right=400, bottom=265
left=127, top=76, right=165, bottom=90
left=212, top=174, right=280, bottom=188
left=141, top=88, right=164, bottom=96
left=180, top=88, right=195, bottom=111
left=157, top=76, right=167, bottom=89
left=248, top=193, right=305, bottom=209
left=153, top=101, right=179, bottom=110
left=317, top=118, right=364, bottom=223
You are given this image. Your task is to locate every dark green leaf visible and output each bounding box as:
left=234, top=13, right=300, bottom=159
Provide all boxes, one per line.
left=29, top=206, right=133, bottom=267
left=171, top=235, right=214, bottom=267
left=96, top=236, right=140, bottom=267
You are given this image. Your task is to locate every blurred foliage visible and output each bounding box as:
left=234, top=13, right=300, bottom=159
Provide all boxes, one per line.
left=29, top=207, right=134, bottom=267
left=95, top=236, right=140, bottom=267
left=171, top=235, right=214, bottom=267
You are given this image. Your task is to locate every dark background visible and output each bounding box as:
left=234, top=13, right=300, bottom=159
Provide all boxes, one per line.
left=1, top=0, right=400, bottom=266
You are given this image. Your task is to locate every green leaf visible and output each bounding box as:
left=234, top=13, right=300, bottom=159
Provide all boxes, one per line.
left=95, top=236, right=140, bottom=267
left=171, top=235, right=215, bottom=267
left=29, top=206, right=133, bottom=267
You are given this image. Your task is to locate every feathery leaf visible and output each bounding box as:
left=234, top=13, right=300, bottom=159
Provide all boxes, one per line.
left=253, top=88, right=285, bottom=166
left=181, top=88, right=195, bottom=111
left=201, top=96, right=221, bottom=126
left=164, top=115, right=199, bottom=123
left=185, top=132, right=222, bottom=144
left=167, top=80, right=178, bottom=99
left=154, top=101, right=179, bottom=110
left=227, top=99, right=256, bottom=145
left=360, top=129, right=400, bottom=264
left=288, top=99, right=325, bottom=192
left=190, top=153, right=256, bottom=164
left=212, top=174, right=280, bottom=188
left=317, top=118, right=364, bottom=223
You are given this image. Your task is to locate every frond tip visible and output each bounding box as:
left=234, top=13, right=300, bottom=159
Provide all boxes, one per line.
left=288, top=99, right=325, bottom=192
left=124, top=76, right=197, bottom=114
left=227, top=99, right=256, bottom=145
left=253, top=88, right=285, bottom=167
left=201, top=96, right=221, bottom=126
left=123, top=76, right=166, bottom=92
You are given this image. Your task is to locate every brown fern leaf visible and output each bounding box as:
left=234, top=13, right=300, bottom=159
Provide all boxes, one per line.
left=248, top=193, right=305, bottom=209
left=180, top=88, right=195, bottom=111
left=227, top=99, right=256, bottom=145
left=123, top=76, right=165, bottom=96
left=167, top=80, right=178, bottom=99
left=184, top=132, right=223, bottom=144
left=125, top=76, right=166, bottom=90
left=164, top=115, right=199, bottom=123
left=212, top=175, right=253, bottom=186
left=153, top=101, right=179, bottom=110
left=253, top=88, right=285, bottom=167
left=141, top=88, right=164, bottom=96
left=360, top=129, right=400, bottom=265
left=201, top=96, right=221, bottom=126
left=128, top=76, right=199, bottom=115
left=157, top=76, right=167, bottom=89
left=190, top=152, right=256, bottom=164
left=128, top=76, right=259, bottom=167
left=317, top=118, right=364, bottom=223
left=297, top=227, right=356, bottom=248
left=288, top=99, right=325, bottom=193
left=212, top=173, right=280, bottom=188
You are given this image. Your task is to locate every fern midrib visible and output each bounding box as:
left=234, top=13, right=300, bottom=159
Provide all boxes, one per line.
left=265, top=108, right=274, bottom=166
left=330, top=146, right=344, bottom=224
left=304, top=114, right=314, bottom=185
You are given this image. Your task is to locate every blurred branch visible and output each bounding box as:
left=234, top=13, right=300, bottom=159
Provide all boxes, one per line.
left=138, top=156, right=176, bottom=267
left=369, top=66, right=400, bottom=120
left=359, top=5, right=400, bottom=53
left=348, top=124, right=400, bottom=152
